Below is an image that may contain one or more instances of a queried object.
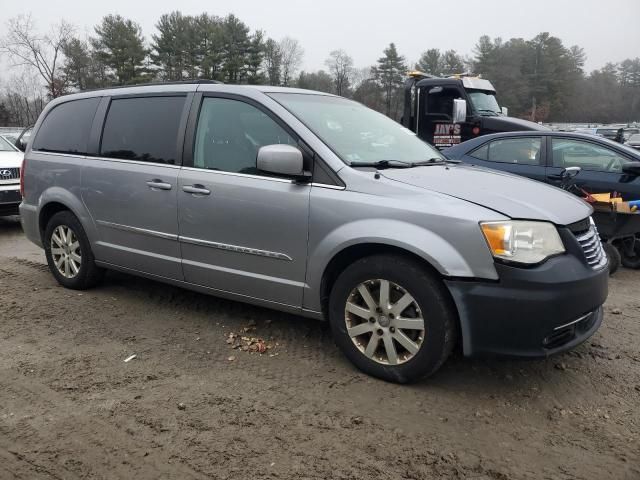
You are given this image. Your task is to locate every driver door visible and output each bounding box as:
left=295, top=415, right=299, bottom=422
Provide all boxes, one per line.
left=546, top=137, right=640, bottom=201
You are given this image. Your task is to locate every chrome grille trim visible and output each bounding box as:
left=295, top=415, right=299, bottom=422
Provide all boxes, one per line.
left=575, top=219, right=607, bottom=270
left=0, top=167, right=20, bottom=183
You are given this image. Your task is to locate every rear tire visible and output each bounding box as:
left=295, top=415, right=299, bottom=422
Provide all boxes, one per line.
left=328, top=254, right=457, bottom=383
left=44, top=211, right=104, bottom=289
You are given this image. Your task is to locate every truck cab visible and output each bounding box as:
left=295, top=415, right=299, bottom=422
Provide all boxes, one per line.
left=402, top=72, right=548, bottom=148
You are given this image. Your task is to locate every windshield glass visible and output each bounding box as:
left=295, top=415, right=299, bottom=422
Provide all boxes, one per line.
left=467, top=89, right=501, bottom=115
left=0, top=136, right=17, bottom=152
left=268, top=93, right=444, bottom=165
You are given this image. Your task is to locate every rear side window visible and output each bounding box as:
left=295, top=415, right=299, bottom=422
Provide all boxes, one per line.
left=32, top=98, right=100, bottom=154
left=478, top=137, right=542, bottom=165
left=100, top=96, right=186, bottom=164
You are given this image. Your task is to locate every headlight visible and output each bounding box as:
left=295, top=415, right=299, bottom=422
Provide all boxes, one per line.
left=480, top=221, right=565, bottom=264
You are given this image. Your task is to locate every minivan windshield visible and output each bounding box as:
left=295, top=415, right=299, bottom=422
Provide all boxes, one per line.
left=269, top=93, right=444, bottom=166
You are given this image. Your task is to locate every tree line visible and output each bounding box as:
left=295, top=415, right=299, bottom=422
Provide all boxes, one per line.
left=1, top=12, right=639, bottom=127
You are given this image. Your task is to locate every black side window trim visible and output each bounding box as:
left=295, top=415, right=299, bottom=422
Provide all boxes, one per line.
left=183, top=92, right=343, bottom=186
left=95, top=93, right=192, bottom=166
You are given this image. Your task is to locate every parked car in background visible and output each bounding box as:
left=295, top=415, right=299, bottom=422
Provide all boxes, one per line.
left=596, top=128, right=619, bottom=141
left=20, top=83, right=608, bottom=383
left=444, top=132, right=640, bottom=201
left=0, top=135, right=23, bottom=216
left=625, top=133, right=640, bottom=151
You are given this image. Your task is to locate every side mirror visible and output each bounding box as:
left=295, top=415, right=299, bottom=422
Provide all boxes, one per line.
left=257, top=144, right=310, bottom=180
left=622, top=162, right=640, bottom=176
left=501, top=106, right=509, bottom=116
left=15, top=125, right=33, bottom=152
left=452, top=99, right=467, bottom=124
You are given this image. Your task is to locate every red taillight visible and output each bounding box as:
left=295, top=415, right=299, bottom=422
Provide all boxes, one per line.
left=20, top=157, right=26, bottom=198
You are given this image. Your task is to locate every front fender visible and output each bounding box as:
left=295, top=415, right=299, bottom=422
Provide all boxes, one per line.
left=304, top=219, right=492, bottom=313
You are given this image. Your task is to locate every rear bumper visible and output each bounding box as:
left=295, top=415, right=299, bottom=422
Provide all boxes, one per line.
left=0, top=188, right=21, bottom=216
left=445, top=255, right=608, bottom=357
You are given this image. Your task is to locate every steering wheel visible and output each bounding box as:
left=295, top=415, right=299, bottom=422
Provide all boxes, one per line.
left=605, top=156, right=623, bottom=172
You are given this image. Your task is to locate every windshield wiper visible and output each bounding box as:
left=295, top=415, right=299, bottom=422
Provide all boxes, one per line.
left=477, top=108, right=499, bottom=116
left=350, top=158, right=456, bottom=169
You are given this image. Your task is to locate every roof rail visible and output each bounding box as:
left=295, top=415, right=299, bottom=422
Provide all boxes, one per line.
left=67, top=79, right=224, bottom=95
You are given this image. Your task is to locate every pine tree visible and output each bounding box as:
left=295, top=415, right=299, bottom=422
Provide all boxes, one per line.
left=372, top=43, right=406, bottom=117
left=92, top=14, right=148, bottom=85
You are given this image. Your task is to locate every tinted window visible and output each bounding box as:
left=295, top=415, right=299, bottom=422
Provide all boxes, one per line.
left=33, top=98, right=100, bottom=154
left=100, top=96, right=186, bottom=164
left=194, top=97, right=296, bottom=175
left=485, top=137, right=542, bottom=165
left=552, top=138, right=631, bottom=172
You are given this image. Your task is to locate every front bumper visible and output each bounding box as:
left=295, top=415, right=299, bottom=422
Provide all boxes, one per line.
left=0, top=188, right=21, bottom=216
left=445, top=254, right=608, bottom=357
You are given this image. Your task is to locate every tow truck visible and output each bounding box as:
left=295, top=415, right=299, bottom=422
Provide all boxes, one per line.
left=401, top=72, right=548, bottom=148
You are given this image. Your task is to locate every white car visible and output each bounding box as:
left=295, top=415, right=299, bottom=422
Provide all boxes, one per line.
left=0, top=135, right=23, bottom=216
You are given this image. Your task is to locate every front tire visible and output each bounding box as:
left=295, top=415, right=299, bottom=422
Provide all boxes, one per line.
left=602, top=242, right=621, bottom=275
left=328, top=254, right=457, bottom=383
left=620, top=236, right=640, bottom=270
left=44, top=211, right=104, bottom=289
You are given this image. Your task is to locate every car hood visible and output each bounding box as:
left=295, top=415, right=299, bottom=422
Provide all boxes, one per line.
left=481, top=115, right=549, bottom=132
left=0, top=151, right=23, bottom=168
left=381, top=164, right=592, bottom=225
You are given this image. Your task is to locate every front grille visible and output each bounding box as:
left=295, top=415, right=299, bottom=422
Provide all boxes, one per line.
left=0, top=167, right=20, bottom=183
left=575, top=219, right=607, bottom=270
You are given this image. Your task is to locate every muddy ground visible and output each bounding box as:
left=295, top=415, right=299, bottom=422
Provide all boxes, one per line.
left=0, top=215, right=638, bottom=479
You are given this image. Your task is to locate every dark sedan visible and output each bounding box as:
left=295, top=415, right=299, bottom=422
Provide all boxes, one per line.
left=443, top=131, right=640, bottom=201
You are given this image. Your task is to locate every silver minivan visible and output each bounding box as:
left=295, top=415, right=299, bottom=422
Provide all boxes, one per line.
left=20, top=83, right=608, bottom=383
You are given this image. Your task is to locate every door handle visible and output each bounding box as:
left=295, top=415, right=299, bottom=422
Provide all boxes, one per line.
left=182, top=184, right=211, bottom=196
left=146, top=179, right=172, bottom=190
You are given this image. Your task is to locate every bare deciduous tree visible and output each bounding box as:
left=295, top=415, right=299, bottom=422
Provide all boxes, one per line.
left=325, top=49, right=354, bottom=96
left=279, top=37, right=304, bottom=87
left=0, top=14, right=75, bottom=98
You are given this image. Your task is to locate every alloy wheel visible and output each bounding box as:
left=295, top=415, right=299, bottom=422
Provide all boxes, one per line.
left=50, top=225, right=82, bottom=278
left=344, top=279, right=425, bottom=365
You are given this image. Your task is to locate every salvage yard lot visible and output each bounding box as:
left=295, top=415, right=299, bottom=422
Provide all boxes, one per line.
left=0, top=216, right=638, bottom=480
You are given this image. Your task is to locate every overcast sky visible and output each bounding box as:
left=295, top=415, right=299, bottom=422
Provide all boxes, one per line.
left=3, top=0, right=639, bottom=73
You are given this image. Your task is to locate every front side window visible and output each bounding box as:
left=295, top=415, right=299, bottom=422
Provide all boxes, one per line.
left=481, top=137, right=542, bottom=165
left=193, top=97, right=296, bottom=175
left=100, top=96, right=186, bottom=164
left=32, top=98, right=100, bottom=154
left=425, top=87, right=460, bottom=118
left=552, top=138, right=631, bottom=172
left=269, top=93, right=443, bottom=165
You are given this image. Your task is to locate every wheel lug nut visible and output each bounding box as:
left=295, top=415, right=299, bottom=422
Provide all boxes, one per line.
left=390, top=327, right=396, bottom=333
left=389, top=313, right=395, bottom=319
left=369, top=317, right=376, bottom=323
left=377, top=329, right=383, bottom=336
left=376, top=307, right=383, bottom=313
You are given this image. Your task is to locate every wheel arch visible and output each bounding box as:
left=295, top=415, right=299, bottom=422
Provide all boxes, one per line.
left=37, top=188, right=95, bottom=244
left=319, top=243, right=446, bottom=317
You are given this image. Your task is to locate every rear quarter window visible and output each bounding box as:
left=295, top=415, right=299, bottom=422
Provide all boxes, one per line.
left=32, top=98, right=100, bottom=154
